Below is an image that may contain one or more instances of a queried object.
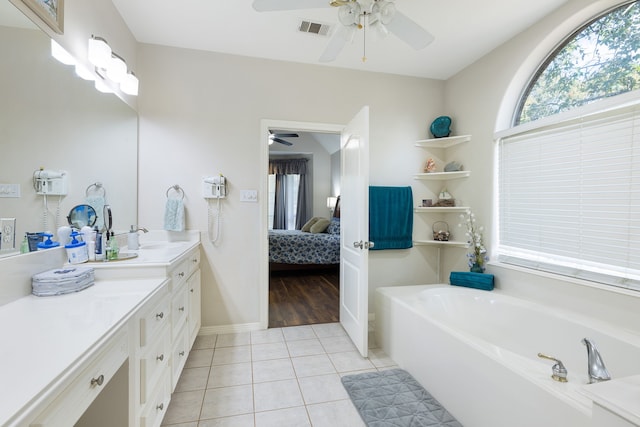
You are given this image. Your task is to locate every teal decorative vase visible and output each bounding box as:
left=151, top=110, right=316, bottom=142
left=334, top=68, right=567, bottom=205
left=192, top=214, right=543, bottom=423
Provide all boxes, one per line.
left=470, top=263, right=484, bottom=273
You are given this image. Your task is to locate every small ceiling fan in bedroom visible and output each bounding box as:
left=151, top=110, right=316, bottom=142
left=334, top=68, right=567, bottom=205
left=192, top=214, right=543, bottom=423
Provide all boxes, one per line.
left=252, top=0, right=434, bottom=62
left=269, top=130, right=299, bottom=146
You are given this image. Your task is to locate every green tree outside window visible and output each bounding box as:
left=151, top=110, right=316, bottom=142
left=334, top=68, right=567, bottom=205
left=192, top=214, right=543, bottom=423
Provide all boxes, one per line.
left=517, top=1, right=640, bottom=125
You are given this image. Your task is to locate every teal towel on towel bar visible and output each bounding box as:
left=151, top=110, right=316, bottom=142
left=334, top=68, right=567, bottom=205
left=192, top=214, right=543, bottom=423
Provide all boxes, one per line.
left=369, top=186, right=413, bottom=250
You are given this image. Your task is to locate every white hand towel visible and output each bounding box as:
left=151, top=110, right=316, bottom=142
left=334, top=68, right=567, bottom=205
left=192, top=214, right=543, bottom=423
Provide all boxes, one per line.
left=164, top=198, right=185, bottom=231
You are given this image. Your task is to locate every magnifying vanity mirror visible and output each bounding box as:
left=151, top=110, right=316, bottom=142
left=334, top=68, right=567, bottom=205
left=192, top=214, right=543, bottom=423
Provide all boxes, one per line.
left=0, top=2, right=138, bottom=257
left=67, top=205, right=97, bottom=229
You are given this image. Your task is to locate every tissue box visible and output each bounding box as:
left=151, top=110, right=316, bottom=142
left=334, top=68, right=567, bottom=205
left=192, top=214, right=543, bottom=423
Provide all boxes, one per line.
left=449, top=271, right=494, bottom=291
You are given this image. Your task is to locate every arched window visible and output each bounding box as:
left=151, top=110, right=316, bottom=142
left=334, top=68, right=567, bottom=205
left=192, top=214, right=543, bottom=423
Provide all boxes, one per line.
left=497, top=1, right=640, bottom=291
left=516, top=1, right=640, bottom=125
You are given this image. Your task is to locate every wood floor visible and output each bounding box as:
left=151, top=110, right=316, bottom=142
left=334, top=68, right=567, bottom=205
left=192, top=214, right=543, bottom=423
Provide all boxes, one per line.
left=268, top=266, right=340, bottom=328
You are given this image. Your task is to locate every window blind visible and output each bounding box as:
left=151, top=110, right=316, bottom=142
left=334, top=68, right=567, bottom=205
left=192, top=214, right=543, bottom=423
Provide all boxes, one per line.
left=498, top=102, right=640, bottom=290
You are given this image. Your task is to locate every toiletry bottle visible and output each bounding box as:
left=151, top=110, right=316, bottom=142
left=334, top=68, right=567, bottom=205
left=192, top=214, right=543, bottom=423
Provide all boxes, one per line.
left=107, top=231, right=119, bottom=260
left=128, top=225, right=139, bottom=250
left=20, top=235, right=29, bottom=253
left=37, top=233, right=60, bottom=250
left=95, top=226, right=104, bottom=261
left=65, top=230, right=89, bottom=264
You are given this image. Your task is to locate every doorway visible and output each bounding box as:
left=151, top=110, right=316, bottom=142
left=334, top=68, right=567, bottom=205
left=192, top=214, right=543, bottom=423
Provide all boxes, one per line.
left=259, top=119, right=344, bottom=329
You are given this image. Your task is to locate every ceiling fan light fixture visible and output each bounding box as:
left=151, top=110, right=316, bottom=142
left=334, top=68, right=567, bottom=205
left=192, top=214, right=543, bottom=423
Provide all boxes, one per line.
left=338, top=3, right=361, bottom=26
left=377, top=1, right=396, bottom=25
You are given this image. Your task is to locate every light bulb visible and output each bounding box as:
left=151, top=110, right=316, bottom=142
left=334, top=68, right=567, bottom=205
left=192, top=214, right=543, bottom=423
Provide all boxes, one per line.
left=106, top=54, right=127, bottom=83
left=94, top=78, right=113, bottom=94
left=88, top=36, right=111, bottom=69
left=120, top=72, right=139, bottom=96
left=75, top=63, right=95, bottom=81
left=51, top=40, right=75, bottom=65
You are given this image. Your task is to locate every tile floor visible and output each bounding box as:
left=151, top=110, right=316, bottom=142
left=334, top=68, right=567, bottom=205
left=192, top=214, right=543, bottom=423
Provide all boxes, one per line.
left=160, top=323, right=397, bottom=427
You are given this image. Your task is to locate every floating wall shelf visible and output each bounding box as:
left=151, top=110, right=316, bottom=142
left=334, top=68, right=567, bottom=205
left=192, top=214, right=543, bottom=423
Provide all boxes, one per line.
left=415, top=135, right=471, bottom=149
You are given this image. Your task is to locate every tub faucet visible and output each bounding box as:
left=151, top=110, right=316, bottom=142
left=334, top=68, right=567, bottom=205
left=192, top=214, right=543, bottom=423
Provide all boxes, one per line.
left=582, top=338, right=610, bottom=383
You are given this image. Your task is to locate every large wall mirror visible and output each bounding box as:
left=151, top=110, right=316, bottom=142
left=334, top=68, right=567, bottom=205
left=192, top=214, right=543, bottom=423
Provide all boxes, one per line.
left=0, top=1, right=138, bottom=257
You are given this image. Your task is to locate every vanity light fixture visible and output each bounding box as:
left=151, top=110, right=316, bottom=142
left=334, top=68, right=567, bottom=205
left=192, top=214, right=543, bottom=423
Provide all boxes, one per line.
left=88, top=35, right=139, bottom=96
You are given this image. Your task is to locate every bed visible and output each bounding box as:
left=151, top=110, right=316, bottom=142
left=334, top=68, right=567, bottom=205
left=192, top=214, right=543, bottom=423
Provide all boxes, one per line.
left=269, top=197, right=340, bottom=271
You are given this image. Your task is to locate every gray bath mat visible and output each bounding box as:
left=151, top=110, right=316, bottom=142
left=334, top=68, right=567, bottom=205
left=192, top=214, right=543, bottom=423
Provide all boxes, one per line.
left=341, top=368, right=463, bottom=427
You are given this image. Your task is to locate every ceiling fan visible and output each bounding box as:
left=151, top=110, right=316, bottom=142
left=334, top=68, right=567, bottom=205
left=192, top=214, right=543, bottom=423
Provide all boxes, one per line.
left=269, top=130, right=299, bottom=146
left=252, top=0, right=434, bottom=62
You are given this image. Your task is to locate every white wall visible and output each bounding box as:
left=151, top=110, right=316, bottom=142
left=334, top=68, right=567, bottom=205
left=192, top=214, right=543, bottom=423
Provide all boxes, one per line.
left=136, top=44, right=445, bottom=328
left=443, top=0, right=640, bottom=325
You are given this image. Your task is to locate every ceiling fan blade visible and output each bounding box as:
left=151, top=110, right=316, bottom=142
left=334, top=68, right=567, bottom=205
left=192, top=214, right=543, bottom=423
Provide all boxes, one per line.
left=319, top=25, right=350, bottom=62
left=385, top=11, right=434, bottom=50
left=272, top=133, right=299, bottom=138
left=252, top=0, right=331, bottom=12
left=272, top=137, right=294, bottom=146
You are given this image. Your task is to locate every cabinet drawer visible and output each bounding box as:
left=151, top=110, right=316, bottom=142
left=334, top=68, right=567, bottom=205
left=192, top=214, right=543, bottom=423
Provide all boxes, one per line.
left=140, top=294, right=170, bottom=347
left=31, top=330, right=128, bottom=427
left=170, top=259, right=190, bottom=288
left=171, top=281, right=188, bottom=340
left=140, top=370, right=171, bottom=427
left=140, top=329, right=171, bottom=404
left=171, top=326, right=190, bottom=391
left=187, top=250, right=200, bottom=274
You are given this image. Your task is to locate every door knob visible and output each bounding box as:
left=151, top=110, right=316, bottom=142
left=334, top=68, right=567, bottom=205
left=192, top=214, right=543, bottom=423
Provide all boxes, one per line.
left=365, top=241, right=375, bottom=249
left=353, top=241, right=363, bottom=249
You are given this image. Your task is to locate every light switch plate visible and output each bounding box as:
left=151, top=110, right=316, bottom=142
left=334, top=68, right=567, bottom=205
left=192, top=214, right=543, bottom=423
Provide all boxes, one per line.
left=240, top=189, right=258, bottom=202
left=0, top=184, right=20, bottom=198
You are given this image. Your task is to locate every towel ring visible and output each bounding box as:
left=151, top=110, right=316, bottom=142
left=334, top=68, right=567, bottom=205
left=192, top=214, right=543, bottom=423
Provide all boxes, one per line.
left=166, top=184, right=185, bottom=200
left=85, top=182, right=106, bottom=198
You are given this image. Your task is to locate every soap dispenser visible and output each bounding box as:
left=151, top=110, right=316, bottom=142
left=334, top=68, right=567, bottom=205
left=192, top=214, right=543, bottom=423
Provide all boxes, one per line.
left=127, top=225, right=139, bottom=250
left=65, top=230, right=89, bottom=264
left=37, top=233, right=60, bottom=250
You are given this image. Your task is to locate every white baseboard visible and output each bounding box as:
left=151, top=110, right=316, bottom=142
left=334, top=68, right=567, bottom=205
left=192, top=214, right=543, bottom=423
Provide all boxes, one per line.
left=198, top=322, right=263, bottom=336
left=198, top=315, right=376, bottom=336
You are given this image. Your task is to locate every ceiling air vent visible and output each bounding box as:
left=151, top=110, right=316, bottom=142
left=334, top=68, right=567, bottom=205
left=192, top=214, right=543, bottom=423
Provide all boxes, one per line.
left=299, top=20, right=331, bottom=36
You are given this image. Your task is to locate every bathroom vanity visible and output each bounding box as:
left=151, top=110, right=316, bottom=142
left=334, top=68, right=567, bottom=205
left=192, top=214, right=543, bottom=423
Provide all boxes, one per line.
left=0, top=231, right=201, bottom=427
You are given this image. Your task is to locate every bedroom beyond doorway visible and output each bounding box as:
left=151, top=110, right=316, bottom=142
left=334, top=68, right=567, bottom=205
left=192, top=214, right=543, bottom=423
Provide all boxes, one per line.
left=269, top=267, right=340, bottom=328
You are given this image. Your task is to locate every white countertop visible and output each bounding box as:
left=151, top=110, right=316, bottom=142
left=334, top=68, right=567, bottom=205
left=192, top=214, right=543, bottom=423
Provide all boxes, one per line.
left=0, top=277, right=166, bottom=426
left=582, top=375, right=640, bottom=425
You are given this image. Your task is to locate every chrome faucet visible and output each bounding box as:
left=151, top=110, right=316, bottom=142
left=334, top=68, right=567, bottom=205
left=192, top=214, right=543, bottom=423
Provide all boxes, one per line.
left=582, top=338, right=611, bottom=383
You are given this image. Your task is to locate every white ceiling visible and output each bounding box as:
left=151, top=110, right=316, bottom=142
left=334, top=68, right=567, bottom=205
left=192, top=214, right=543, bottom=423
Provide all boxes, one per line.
left=111, top=0, right=569, bottom=80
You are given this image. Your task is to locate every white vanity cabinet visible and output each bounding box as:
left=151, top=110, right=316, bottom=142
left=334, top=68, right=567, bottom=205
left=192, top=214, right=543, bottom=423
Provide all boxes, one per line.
left=167, top=247, right=200, bottom=391
left=129, top=244, right=201, bottom=427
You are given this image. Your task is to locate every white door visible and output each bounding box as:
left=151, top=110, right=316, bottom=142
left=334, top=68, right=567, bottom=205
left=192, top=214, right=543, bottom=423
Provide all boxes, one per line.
left=340, top=106, right=369, bottom=357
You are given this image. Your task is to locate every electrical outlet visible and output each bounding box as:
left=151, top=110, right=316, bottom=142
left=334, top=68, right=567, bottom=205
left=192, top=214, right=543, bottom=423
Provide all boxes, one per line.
left=1, top=218, right=16, bottom=250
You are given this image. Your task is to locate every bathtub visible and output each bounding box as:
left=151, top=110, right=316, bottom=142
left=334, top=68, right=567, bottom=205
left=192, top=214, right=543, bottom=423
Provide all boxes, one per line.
left=375, top=285, right=640, bottom=427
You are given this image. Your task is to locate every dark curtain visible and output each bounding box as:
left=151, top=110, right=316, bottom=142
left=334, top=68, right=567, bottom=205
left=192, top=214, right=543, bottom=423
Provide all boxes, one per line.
left=273, top=174, right=287, bottom=229
left=269, top=158, right=309, bottom=229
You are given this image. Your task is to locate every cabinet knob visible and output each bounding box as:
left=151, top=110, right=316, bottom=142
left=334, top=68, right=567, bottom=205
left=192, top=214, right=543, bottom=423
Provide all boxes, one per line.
left=156, top=312, right=164, bottom=319
left=179, top=351, right=185, bottom=356
left=156, top=403, right=164, bottom=411
left=90, top=374, right=104, bottom=387
left=192, top=258, right=197, bottom=263
left=179, top=306, right=185, bottom=312
left=178, top=272, right=185, bottom=278
left=157, top=354, right=164, bottom=362
left=190, top=288, right=194, bottom=293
